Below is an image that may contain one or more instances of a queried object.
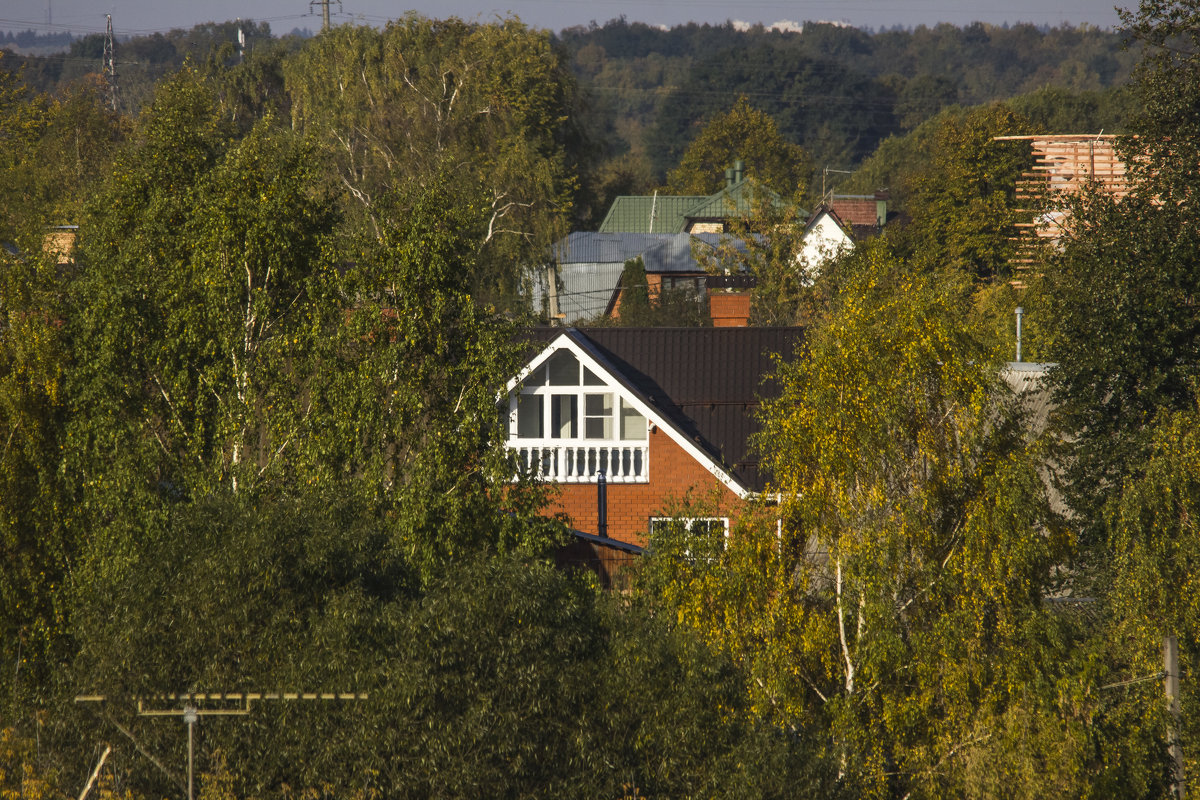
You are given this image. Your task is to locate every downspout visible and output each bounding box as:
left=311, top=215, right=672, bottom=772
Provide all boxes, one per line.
left=597, top=470, right=608, bottom=538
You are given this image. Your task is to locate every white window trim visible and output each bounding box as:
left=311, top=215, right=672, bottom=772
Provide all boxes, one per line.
left=648, top=516, right=730, bottom=537
left=504, top=334, right=752, bottom=498
left=648, top=516, right=730, bottom=561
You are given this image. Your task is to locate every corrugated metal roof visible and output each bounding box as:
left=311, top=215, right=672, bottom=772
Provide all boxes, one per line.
left=684, top=179, right=792, bottom=221
left=555, top=262, right=625, bottom=323
left=1002, top=362, right=1055, bottom=435
left=550, top=233, right=756, bottom=324
left=526, top=327, right=806, bottom=491
left=598, top=195, right=706, bottom=233
left=554, top=232, right=747, bottom=270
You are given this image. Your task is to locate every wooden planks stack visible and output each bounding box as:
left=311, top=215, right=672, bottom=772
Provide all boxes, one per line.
left=995, top=135, right=1131, bottom=281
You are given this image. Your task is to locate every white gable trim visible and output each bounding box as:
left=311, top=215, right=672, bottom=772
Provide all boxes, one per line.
left=507, top=333, right=753, bottom=499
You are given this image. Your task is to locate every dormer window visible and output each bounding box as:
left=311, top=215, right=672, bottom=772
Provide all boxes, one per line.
left=507, top=348, right=649, bottom=482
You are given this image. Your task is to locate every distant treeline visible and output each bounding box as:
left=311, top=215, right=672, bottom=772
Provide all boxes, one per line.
left=558, top=17, right=1137, bottom=173
left=0, top=29, right=75, bottom=49
left=0, top=15, right=1138, bottom=197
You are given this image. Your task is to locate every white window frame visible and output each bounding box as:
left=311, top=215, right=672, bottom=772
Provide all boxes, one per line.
left=648, top=516, right=730, bottom=560
left=502, top=334, right=751, bottom=497
left=506, top=347, right=650, bottom=483
left=508, top=350, right=649, bottom=445
left=648, top=516, right=730, bottom=539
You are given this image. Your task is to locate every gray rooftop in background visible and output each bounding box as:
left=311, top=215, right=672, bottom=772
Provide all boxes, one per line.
left=544, top=232, right=755, bottom=324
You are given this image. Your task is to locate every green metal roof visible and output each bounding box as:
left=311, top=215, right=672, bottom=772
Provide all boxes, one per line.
left=598, top=181, right=801, bottom=233
left=684, top=179, right=792, bottom=221
left=598, top=195, right=706, bottom=234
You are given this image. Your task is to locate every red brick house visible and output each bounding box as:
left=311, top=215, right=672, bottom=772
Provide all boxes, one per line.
left=504, top=327, right=803, bottom=580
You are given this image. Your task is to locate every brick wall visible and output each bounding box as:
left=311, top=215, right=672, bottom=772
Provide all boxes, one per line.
left=543, top=427, right=746, bottom=548
left=707, top=290, right=750, bottom=327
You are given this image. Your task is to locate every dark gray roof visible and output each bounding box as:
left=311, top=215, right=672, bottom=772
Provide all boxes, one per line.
left=527, top=327, right=806, bottom=492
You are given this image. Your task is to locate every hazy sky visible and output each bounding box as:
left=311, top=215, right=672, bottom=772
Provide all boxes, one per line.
left=1, top=0, right=1125, bottom=38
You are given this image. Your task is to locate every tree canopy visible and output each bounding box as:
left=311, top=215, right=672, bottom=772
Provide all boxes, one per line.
left=665, top=96, right=813, bottom=198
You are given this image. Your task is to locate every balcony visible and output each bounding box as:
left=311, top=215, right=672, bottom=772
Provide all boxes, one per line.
left=510, top=441, right=649, bottom=483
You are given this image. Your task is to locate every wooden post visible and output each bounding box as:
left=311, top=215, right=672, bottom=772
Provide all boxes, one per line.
left=1165, top=635, right=1186, bottom=800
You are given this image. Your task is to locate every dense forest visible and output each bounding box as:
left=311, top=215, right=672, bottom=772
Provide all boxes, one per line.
left=1, top=3, right=1198, bottom=799
left=3, top=16, right=1140, bottom=220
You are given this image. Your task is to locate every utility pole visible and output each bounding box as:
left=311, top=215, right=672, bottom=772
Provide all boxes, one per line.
left=1165, top=635, right=1187, bottom=799
left=309, top=0, right=342, bottom=32
left=103, top=15, right=117, bottom=112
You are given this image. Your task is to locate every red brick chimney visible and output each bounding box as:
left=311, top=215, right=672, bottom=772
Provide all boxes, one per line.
left=706, top=274, right=754, bottom=327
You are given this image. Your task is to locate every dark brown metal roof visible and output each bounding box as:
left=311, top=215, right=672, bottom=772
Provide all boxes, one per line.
left=523, top=327, right=805, bottom=492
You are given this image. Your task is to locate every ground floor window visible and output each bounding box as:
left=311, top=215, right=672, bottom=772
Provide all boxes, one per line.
left=648, top=516, right=729, bottom=560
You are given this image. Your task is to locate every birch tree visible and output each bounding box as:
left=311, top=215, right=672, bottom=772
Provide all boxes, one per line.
left=643, top=247, right=1162, bottom=798
left=282, top=17, right=581, bottom=305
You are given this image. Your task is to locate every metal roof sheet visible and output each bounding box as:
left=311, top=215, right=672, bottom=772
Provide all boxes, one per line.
left=683, top=179, right=792, bottom=221
left=526, top=327, right=806, bottom=492
left=598, top=195, right=706, bottom=233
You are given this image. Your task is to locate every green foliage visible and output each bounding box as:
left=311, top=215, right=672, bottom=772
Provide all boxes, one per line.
left=1121, top=0, right=1200, bottom=205
left=1040, top=190, right=1200, bottom=538
left=1006, top=84, right=1135, bottom=134
left=695, top=181, right=825, bottom=327
left=647, top=40, right=897, bottom=176
left=0, top=66, right=124, bottom=245
left=0, top=243, right=71, bottom=708
left=562, top=19, right=1135, bottom=183
left=665, top=97, right=813, bottom=198
left=602, top=256, right=710, bottom=328
left=282, top=17, right=581, bottom=307
left=893, top=73, right=958, bottom=131
left=574, top=151, right=657, bottom=229
left=639, top=250, right=1163, bottom=798
left=1107, top=405, right=1200, bottom=786
left=897, top=104, right=1032, bottom=281
left=0, top=64, right=125, bottom=711
left=63, top=490, right=833, bottom=799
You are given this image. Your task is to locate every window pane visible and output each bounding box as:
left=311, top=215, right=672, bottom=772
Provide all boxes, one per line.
left=585, top=393, right=612, bottom=416
left=620, top=399, right=647, bottom=440
left=523, top=364, right=546, bottom=387
left=547, top=350, right=580, bottom=385
left=516, top=395, right=543, bottom=438
left=691, top=519, right=726, bottom=538
left=585, top=393, right=613, bottom=439
left=583, top=366, right=605, bottom=386
left=551, top=394, right=577, bottom=438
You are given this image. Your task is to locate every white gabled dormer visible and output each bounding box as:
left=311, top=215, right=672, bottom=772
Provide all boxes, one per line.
left=505, top=336, right=651, bottom=483
left=798, top=208, right=854, bottom=284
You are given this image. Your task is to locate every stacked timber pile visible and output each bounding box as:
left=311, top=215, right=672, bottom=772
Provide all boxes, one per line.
left=995, top=134, right=1130, bottom=281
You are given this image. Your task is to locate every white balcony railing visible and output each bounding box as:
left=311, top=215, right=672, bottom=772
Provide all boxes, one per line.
left=509, top=441, right=649, bottom=483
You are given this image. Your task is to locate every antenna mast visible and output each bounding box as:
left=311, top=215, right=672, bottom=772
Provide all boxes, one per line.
left=77, top=691, right=368, bottom=800
left=103, top=14, right=117, bottom=112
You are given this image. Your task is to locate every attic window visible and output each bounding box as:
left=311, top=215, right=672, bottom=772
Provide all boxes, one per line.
left=512, top=348, right=647, bottom=443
